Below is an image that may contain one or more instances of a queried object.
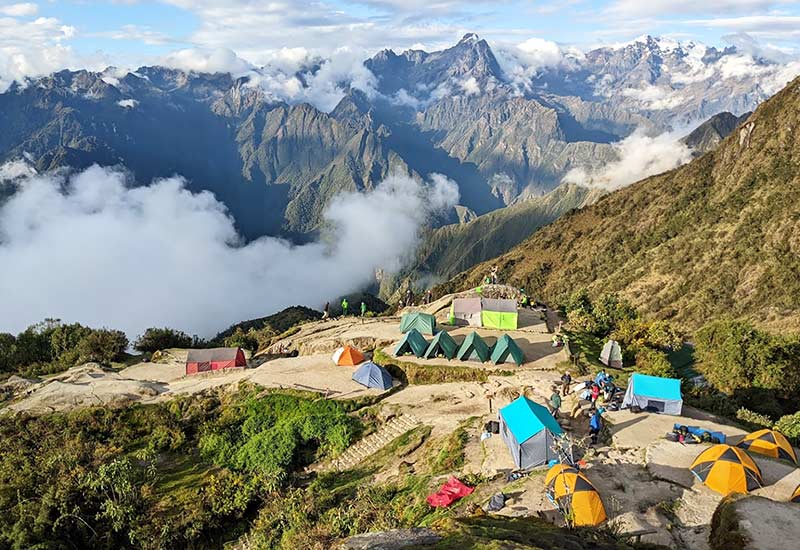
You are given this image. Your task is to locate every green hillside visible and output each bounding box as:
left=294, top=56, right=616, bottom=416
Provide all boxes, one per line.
left=442, top=77, right=800, bottom=330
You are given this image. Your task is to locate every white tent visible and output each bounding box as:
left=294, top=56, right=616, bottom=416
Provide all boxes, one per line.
left=599, top=340, right=623, bottom=368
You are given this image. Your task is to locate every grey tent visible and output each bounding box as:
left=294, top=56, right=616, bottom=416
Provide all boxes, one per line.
left=450, top=298, right=483, bottom=327
left=352, top=361, right=393, bottom=390
left=393, top=328, right=428, bottom=358
left=423, top=331, right=458, bottom=360
left=599, top=340, right=623, bottom=368
left=499, top=396, right=565, bottom=469
left=456, top=331, right=490, bottom=362
left=622, top=373, right=683, bottom=415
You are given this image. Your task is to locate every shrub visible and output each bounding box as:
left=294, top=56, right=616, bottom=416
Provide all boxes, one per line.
left=223, top=327, right=259, bottom=353
left=634, top=348, right=676, bottom=378
left=76, top=329, right=129, bottom=365
left=134, top=327, right=193, bottom=353
left=775, top=411, right=800, bottom=442
left=735, top=408, right=773, bottom=429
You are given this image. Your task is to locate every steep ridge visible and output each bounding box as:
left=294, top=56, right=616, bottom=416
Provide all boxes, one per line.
left=682, top=111, right=752, bottom=155
left=442, top=77, right=800, bottom=330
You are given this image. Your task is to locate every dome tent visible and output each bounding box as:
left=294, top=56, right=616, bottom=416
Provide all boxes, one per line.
left=352, top=361, right=393, bottom=390
left=599, top=339, right=623, bottom=368
left=690, top=444, right=763, bottom=495
left=547, top=470, right=607, bottom=527
left=736, top=429, right=797, bottom=464
left=331, top=345, right=365, bottom=366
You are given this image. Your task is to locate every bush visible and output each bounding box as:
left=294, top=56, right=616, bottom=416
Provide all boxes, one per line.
left=563, top=290, right=638, bottom=336
left=223, top=327, right=259, bottom=353
left=735, top=408, right=773, bottom=429
left=634, top=348, right=676, bottom=378
left=134, top=327, right=193, bottom=353
left=76, top=329, right=129, bottom=365
left=775, top=411, right=800, bottom=442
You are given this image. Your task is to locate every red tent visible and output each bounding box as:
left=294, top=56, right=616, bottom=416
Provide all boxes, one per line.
left=426, top=477, right=474, bottom=507
left=185, top=347, right=246, bottom=375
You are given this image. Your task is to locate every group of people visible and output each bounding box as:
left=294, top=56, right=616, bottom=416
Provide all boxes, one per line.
left=321, top=298, right=369, bottom=320
left=483, top=265, right=500, bottom=285
left=548, top=370, right=606, bottom=445
left=401, top=288, right=433, bottom=308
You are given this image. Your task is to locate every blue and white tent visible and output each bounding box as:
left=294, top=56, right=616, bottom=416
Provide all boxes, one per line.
left=352, top=361, right=393, bottom=390
left=499, top=396, right=564, bottom=469
left=622, top=373, right=682, bottom=415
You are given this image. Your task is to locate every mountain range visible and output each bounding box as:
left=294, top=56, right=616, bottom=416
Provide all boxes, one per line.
left=0, top=34, right=788, bottom=240
left=442, top=75, right=800, bottom=330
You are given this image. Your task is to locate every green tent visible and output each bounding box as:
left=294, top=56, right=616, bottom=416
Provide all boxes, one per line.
left=480, top=298, right=518, bottom=330
left=400, top=312, right=436, bottom=335
left=394, top=328, right=429, bottom=357
left=423, top=331, right=458, bottom=360
left=456, top=332, right=491, bottom=362
left=490, top=334, right=525, bottom=366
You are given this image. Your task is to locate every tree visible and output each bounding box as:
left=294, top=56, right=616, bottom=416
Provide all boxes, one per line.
left=223, top=328, right=259, bottom=353
left=77, top=329, right=129, bottom=365
left=134, top=327, right=193, bottom=353
left=0, top=333, right=17, bottom=373
left=634, top=348, right=677, bottom=378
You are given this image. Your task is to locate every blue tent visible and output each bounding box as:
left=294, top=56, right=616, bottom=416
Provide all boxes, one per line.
left=352, top=361, right=393, bottom=390
left=622, top=373, right=683, bottom=415
left=499, top=396, right=564, bottom=469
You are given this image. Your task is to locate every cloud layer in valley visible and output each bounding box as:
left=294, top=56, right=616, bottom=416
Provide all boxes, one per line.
left=0, top=165, right=458, bottom=338
left=563, top=130, right=694, bottom=191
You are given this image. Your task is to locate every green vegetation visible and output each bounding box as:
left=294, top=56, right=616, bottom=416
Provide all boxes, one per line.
left=0, top=319, right=128, bottom=378
left=373, top=348, right=491, bottom=385
left=0, top=387, right=361, bottom=549
left=210, top=306, right=322, bottom=351
left=709, top=496, right=748, bottom=550
left=134, top=327, right=195, bottom=353
left=443, top=75, right=800, bottom=330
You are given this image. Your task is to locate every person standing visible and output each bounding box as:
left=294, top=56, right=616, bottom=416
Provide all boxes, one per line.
left=560, top=372, right=572, bottom=396
left=322, top=302, right=330, bottom=320
left=549, top=388, right=562, bottom=418
left=425, top=289, right=433, bottom=305
left=405, top=288, right=413, bottom=307
left=341, top=297, right=349, bottom=316
left=360, top=301, right=367, bottom=317
left=589, top=408, right=604, bottom=445
left=590, top=383, right=600, bottom=409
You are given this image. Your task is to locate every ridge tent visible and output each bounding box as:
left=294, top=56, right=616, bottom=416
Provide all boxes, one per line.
left=352, top=361, right=393, bottom=390
left=622, top=373, right=683, bottom=415
left=480, top=298, right=518, bottom=330
left=599, top=340, right=623, bottom=368
left=690, top=444, right=763, bottom=495
left=499, top=396, right=564, bottom=469
left=400, top=312, right=436, bottom=335
left=737, top=429, right=797, bottom=464
left=394, top=329, right=428, bottom=358
left=331, top=345, right=365, bottom=366
left=490, top=334, right=525, bottom=366
left=185, top=347, right=246, bottom=375
left=423, top=331, right=458, bottom=360
left=450, top=298, right=483, bottom=327
left=456, top=331, right=491, bottom=362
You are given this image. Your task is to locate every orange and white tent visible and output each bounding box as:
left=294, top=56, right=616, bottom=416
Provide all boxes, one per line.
left=331, top=345, right=365, bottom=366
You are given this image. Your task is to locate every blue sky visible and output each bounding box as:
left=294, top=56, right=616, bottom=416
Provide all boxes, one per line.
left=1, top=0, right=800, bottom=83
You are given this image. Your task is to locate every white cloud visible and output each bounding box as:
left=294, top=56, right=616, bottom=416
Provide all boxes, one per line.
left=0, top=164, right=458, bottom=338
left=622, top=84, right=689, bottom=110
left=117, top=99, right=139, bottom=108
left=0, top=3, right=38, bottom=17
left=459, top=76, right=480, bottom=95
left=160, top=47, right=253, bottom=75
left=0, top=158, right=36, bottom=181
left=606, top=0, right=785, bottom=18
left=562, top=129, right=693, bottom=190
left=493, top=37, right=583, bottom=92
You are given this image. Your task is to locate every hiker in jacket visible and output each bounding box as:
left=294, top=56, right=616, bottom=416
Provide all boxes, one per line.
left=360, top=301, right=367, bottom=316
left=549, top=388, right=562, bottom=418
left=322, top=302, right=330, bottom=320
left=590, top=383, right=600, bottom=408
left=341, top=298, right=349, bottom=316
left=560, top=372, right=572, bottom=396
left=589, top=409, right=604, bottom=444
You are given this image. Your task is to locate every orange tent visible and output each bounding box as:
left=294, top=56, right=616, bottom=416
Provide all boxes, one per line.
left=332, top=345, right=365, bottom=366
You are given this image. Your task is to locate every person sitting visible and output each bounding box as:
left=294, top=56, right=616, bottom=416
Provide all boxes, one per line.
left=594, top=369, right=607, bottom=386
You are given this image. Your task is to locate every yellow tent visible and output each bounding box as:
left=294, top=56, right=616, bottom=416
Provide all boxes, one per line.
left=737, top=429, right=797, bottom=465
left=544, top=463, right=579, bottom=488
left=548, top=471, right=607, bottom=527
left=690, top=444, right=763, bottom=495
left=790, top=484, right=800, bottom=503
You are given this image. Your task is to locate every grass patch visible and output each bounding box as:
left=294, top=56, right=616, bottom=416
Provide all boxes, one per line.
left=373, top=348, right=489, bottom=385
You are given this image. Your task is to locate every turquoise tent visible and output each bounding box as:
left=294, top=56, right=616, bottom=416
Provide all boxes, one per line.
left=400, top=312, right=436, bottom=335
left=490, top=334, right=525, bottom=366
left=622, top=373, right=683, bottom=415
left=499, top=396, right=564, bottom=468
left=456, top=332, right=490, bottom=362
left=394, top=328, right=428, bottom=358
left=423, top=331, right=458, bottom=360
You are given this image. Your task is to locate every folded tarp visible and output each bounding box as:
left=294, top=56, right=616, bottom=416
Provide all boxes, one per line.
left=426, top=477, right=474, bottom=507
left=674, top=424, right=726, bottom=444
